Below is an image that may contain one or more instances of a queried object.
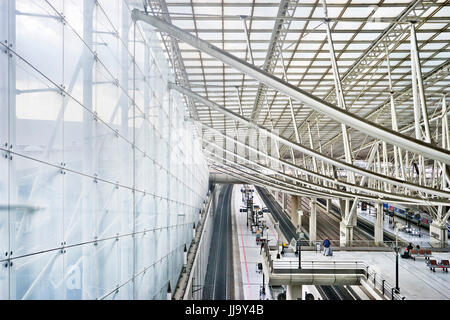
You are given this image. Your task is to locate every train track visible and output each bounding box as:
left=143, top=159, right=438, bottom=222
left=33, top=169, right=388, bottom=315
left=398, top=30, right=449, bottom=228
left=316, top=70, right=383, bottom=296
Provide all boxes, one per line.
left=315, top=198, right=396, bottom=242
left=256, top=187, right=298, bottom=243
left=298, top=197, right=373, bottom=242
left=202, top=185, right=233, bottom=300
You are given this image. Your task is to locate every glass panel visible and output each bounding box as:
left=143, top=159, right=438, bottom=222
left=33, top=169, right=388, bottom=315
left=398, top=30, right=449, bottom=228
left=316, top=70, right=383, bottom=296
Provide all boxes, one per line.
left=10, top=156, right=64, bottom=257
left=10, top=250, right=64, bottom=299
left=1, top=1, right=209, bottom=300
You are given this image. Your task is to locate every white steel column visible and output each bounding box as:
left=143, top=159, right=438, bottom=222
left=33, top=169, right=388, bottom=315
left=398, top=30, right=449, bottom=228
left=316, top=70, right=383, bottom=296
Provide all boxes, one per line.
left=322, top=0, right=356, bottom=247
left=385, top=46, right=405, bottom=181
left=374, top=202, right=384, bottom=245
left=290, top=195, right=299, bottom=231
left=410, top=23, right=432, bottom=143
left=429, top=220, right=449, bottom=249
left=309, top=198, right=317, bottom=244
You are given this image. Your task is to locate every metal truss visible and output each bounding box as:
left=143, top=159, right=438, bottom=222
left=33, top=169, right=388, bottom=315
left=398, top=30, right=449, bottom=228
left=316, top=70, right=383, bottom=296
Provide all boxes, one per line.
left=135, top=1, right=450, bottom=227
left=280, top=0, right=443, bottom=152
left=250, top=0, right=299, bottom=122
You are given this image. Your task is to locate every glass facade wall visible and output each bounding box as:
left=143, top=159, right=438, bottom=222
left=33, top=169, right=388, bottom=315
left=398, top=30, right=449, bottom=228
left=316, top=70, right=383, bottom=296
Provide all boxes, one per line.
left=0, top=0, right=209, bottom=299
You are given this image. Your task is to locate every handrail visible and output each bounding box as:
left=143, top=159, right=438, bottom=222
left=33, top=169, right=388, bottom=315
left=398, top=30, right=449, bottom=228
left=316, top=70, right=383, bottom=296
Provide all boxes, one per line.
left=261, top=244, right=406, bottom=300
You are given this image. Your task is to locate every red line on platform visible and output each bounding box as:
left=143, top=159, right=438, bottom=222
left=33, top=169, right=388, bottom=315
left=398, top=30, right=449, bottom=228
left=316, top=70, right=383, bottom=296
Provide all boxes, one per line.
left=238, top=214, right=253, bottom=300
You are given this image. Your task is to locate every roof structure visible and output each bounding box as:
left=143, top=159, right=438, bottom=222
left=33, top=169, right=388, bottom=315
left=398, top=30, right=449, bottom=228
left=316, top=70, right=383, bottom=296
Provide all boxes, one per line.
left=135, top=0, right=450, bottom=215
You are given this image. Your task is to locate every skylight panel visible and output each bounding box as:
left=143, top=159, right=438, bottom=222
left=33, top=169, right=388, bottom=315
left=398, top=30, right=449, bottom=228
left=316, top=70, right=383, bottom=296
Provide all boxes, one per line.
left=372, top=6, right=405, bottom=18
left=173, top=19, right=196, bottom=29
left=293, top=6, right=312, bottom=18
left=194, top=6, right=222, bottom=16
left=330, top=32, right=355, bottom=41
left=301, top=32, right=326, bottom=42
left=334, top=21, right=363, bottom=30
left=289, top=20, right=306, bottom=30
left=361, top=22, right=391, bottom=31
left=433, top=5, right=450, bottom=17
left=352, top=32, right=380, bottom=41
left=250, top=20, right=275, bottom=30
left=433, top=32, right=450, bottom=41
left=342, top=7, right=373, bottom=18
left=249, top=32, right=273, bottom=40
left=196, top=20, right=223, bottom=30
left=415, top=32, right=435, bottom=41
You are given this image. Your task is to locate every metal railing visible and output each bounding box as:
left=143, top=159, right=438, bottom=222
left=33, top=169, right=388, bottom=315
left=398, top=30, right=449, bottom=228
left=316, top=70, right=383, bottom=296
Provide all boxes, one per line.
left=297, top=239, right=439, bottom=250
left=261, top=242, right=406, bottom=300
left=271, top=260, right=367, bottom=273
left=363, top=266, right=404, bottom=300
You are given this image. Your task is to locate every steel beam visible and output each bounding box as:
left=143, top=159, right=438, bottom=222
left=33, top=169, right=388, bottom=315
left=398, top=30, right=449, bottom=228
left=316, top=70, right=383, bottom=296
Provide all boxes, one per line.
left=203, top=137, right=447, bottom=205
left=131, top=9, right=450, bottom=165
left=170, top=83, right=450, bottom=199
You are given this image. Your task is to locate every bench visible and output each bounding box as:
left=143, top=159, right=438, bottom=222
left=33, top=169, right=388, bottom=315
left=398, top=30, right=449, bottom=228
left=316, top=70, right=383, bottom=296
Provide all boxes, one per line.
left=426, top=259, right=438, bottom=272
left=438, top=260, right=449, bottom=272
left=427, top=259, right=449, bottom=272
left=411, top=249, right=432, bottom=261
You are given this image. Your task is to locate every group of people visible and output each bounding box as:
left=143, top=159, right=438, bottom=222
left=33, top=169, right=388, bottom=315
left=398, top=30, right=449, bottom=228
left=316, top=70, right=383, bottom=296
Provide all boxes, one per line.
left=401, top=242, right=420, bottom=259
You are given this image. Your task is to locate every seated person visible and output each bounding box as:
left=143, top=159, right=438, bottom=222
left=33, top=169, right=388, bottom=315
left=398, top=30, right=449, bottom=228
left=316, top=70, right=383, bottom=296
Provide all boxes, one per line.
left=401, top=243, right=414, bottom=259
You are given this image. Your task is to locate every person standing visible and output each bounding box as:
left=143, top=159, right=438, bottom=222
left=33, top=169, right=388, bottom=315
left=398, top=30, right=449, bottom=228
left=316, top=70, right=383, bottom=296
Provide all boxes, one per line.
left=323, top=237, right=331, bottom=256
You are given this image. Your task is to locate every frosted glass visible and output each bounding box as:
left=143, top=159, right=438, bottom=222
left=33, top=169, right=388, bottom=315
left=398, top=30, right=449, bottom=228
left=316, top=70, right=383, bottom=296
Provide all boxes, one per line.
left=1, top=0, right=209, bottom=300
left=11, top=250, right=64, bottom=300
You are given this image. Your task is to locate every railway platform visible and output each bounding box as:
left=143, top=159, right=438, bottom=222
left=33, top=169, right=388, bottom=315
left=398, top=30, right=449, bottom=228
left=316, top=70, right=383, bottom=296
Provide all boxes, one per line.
left=231, top=184, right=450, bottom=300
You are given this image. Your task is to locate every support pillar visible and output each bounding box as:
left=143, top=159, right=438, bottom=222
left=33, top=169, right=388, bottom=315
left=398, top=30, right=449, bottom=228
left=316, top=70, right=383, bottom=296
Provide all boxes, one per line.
left=297, top=209, right=303, bottom=231
left=290, top=195, right=299, bottom=230
left=286, top=284, right=303, bottom=300
left=340, top=200, right=356, bottom=247
left=339, top=222, right=353, bottom=247
left=282, top=192, right=286, bottom=210
left=374, top=202, right=384, bottom=245
left=309, top=198, right=317, bottom=243
left=429, top=222, right=448, bottom=248
left=326, top=199, right=331, bottom=213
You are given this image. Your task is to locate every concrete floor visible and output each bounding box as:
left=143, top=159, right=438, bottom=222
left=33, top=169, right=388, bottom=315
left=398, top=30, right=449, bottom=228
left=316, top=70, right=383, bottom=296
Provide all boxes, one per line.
left=271, top=248, right=450, bottom=300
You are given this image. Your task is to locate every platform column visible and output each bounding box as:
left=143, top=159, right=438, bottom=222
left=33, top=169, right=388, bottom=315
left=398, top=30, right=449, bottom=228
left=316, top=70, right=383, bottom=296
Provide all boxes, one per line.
left=429, top=222, right=448, bottom=248
left=290, top=195, right=299, bottom=228
left=326, top=199, right=331, bottom=213
left=339, top=222, right=353, bottom=247
left=282, top=192, right=286, bottom=210
left=286, top=284, right=302, bottom=300
left=340, top=200, right=356, bottom=247
left=374, top=202, right=384, bottom=245
left=309, top=198, right=317, bottom=244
